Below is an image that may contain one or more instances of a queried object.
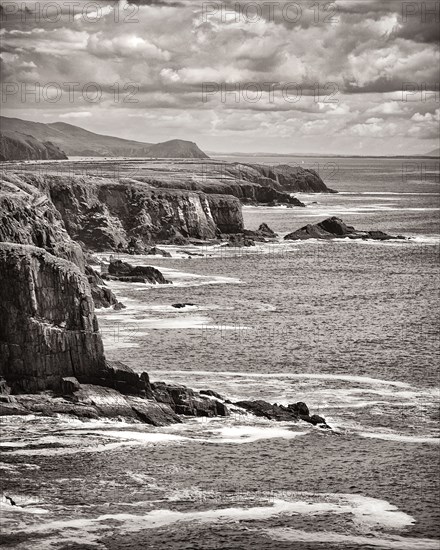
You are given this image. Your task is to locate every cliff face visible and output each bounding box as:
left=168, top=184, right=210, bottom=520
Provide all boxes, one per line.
left=2, top=172, right=244, bottom=249
left=0, top=131, right=68, bottom=161
left=0, top=174, right=84, bottom=268
left=0, top=243, right=106, bottom=393
left=242, top=163, right=336, bottom=193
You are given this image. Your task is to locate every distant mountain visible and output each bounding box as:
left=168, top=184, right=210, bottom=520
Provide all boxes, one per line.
left=0, top=117, right=209, bottom=159
left=0, top=130, right=67, bottom=161
left=146, top=139, right=208, bottom=159
left=425, top=147, right=439, bottom=157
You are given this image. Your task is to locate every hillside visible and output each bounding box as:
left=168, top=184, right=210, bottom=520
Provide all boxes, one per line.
left=0, top=117, right=209, bottom=159
left=425, top=147, right=440, bottom=157
left=146, top=139, right=208, bottom=159
left=0, top=130, right=67, bottom=161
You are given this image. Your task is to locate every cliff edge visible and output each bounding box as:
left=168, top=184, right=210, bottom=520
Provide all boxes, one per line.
left=0, top=243, right=105, bottom=393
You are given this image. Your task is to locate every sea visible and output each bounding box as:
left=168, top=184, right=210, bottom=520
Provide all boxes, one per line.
left=1, top=156, right=439, bottom=550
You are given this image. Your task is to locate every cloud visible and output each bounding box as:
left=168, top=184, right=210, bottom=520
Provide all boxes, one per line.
left=59, top=111, right=92, bottom=118
left=1, top=0, right=439, bottom=154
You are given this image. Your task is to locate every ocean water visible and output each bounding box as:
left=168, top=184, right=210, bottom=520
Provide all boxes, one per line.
left=1, top=157, right=439, bottom=549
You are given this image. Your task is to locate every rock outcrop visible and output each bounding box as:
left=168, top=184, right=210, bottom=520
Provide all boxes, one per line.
left=284, top=217, right=406, bottom=241
left=243, top=163, right=336, bottom=193
left=151, top=381, right=229, bottom=417
left=0, top=243, right=106, bottom=393
left=235, top=400, right=329, bottom=427
left=103, top=259, right=171, bottom=285
left=244, top=222, right=278, bottom=241
left=0, top=386, right=182, bottom=426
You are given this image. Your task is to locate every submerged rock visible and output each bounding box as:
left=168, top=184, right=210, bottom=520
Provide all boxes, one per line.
left=284, top=217, right=406, bottom=241
left=147, top=246, right=172, bottom=257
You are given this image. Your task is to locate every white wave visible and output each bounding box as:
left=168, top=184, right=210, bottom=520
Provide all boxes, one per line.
left=5, top=492, right=417, bottom=547
left=265, top=528, right=439, bottom=549
left=0, top=496, right=48, bottom=515
left=360, top=432, right=440, bottom=445
left=337, top=192, right=440, bottom=196
left=80, top=431, right=186, bottom=444
left=157, top=370, right=412, bottom=388
left=8, top=440, right=147, bottom=456
left=207, top=425, right=309, bottom=444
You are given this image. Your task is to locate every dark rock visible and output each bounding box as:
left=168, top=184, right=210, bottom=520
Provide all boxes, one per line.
left=5, top=496, right=16, bottom=506
left=257, top=223, right=278, bottom=237
left=130, top=400, right=182, bottom=426
left=226, top=235, right=256, bottom=247
left=61, top=377, right=81, bottom=395
left=102, top=361, right=153, bottom=398
left=172, top=303, right=196, bottom=309
left=0, top=395, right=16, bottom=403
left=200, top=389, right=224, bottom=400
left=284, top=217, right=406, bottom=241
left=235, top=400, right=295, bottom=421
left=0, top=244, right=106, bottom=394
left=235, top=399, right=329, bottom=427
left=108, top=259, right=171, bottom=284
left=113, top=302, right=126, bottom=310
left=151, top=382, right=229, bottom=417
left=70, top=385, right=179, bottom=425
left=0, top=378, right=11, bottom=395
left=287, top=402, right=309, bottom=416
left=243, top=222, right=278, bottom=241
left=310, top=414, right=327, bottom=425
left=86, top=264, right=119, bottom=309
left=147, top=246, right=172, bottom=257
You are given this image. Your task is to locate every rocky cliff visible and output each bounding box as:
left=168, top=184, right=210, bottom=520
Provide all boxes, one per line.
left=0, top=131, right=68, bottom=161
left=0, top=243, right=105, bottom=393
left=0, top=173, right=84, bottom=268
left=1, top=171, right=244, bottom=249
left=241, top=163, right=336, bottom=193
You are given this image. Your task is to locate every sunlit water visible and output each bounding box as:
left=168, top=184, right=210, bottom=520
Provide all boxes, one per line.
left=1, top=157, right=439, bottom=549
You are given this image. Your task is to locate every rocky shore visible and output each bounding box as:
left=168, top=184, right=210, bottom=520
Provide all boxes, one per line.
left=0, top=242, right=327, bottom=429
left=0, top=159, right=343, bottom=431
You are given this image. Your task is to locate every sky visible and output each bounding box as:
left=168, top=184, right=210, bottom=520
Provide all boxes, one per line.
left=0, top=0, right=439, bottom=155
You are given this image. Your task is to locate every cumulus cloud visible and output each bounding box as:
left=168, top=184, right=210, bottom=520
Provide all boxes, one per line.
left=0, top=0, right=439, bottom=153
